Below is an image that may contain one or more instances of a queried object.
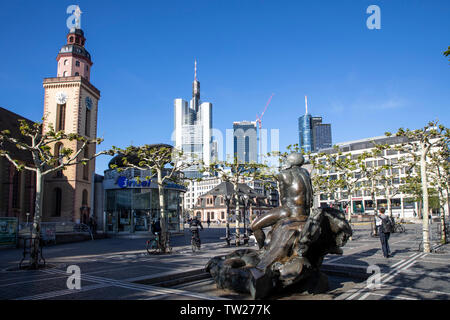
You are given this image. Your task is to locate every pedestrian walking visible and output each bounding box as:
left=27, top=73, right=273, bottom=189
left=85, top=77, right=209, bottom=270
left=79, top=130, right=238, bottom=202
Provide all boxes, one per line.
left=207, top=218, right=211, bottom=228
left=376, top=208, right=393, bottom=258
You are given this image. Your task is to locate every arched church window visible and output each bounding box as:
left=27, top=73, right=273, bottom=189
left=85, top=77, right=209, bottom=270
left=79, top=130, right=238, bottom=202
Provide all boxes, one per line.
left=82, top=189, right=88, bottom=206
left=53, top=188, right=62, bottom=217
left=63, top=71, right=67, bottom=77
left=55, top=143, right=64, bottom=178
left=83, top=149, right=89, bottom=180
left=75, top=72, right=79, bottom=76
left=56, top=104, right=66, bottom=131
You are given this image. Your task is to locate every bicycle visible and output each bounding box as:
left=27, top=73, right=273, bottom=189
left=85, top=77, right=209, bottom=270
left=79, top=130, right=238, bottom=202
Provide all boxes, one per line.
left=146, top=232, right=172, bottom=254
left=393, top=223, right=406, bottom=233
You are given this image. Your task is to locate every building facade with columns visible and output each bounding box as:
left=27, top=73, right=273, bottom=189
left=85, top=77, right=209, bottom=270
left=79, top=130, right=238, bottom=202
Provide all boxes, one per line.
left=191, top=181, right=275, bottom=223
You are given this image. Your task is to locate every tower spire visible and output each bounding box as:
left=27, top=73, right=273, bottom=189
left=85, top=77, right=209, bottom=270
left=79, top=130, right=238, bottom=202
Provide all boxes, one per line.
left=192, top=59, right=200, bottom=104
left=305, top=95, right=308, bottom=114
left=194, top=59, right=197, bottom=81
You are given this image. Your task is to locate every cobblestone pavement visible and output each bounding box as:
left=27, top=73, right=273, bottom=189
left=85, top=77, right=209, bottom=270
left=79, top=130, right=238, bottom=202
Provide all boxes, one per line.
left=0, top=223, right=448, bottom=300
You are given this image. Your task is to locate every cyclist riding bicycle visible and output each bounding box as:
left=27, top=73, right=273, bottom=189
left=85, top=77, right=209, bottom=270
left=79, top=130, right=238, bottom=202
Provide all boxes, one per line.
left=189, top=216, right=204, bottom=248
left=151, top=218, right=162, bottom=244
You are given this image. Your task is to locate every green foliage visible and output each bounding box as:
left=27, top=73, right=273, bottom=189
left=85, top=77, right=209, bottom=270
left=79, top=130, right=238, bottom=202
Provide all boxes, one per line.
left=0, top=119, right=106, bottom=175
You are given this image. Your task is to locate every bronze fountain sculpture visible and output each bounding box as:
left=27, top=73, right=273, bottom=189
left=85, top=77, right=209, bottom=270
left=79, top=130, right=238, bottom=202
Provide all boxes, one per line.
left=205, top=153, right=352, bottom=299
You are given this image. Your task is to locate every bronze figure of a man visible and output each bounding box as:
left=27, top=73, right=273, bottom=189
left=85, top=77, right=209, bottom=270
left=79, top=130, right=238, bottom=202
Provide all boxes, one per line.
left=250, top=152, right=313, bottom=271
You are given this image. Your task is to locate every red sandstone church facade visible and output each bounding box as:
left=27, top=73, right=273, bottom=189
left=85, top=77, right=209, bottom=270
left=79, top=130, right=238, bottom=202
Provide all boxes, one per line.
left=0, top=24, right=100, bottom=225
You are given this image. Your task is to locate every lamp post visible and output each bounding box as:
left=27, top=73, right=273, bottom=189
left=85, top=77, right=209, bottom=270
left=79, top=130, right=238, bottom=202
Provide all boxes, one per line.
left=224, top=195, right=231, bottom=246
left=242, top=194, right=249, bottom=245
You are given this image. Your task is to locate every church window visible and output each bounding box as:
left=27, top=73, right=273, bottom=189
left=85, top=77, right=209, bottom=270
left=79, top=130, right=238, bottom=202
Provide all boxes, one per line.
left=56, top=104, right=66, bottom=131
left=83, top=149, right=89, bottom=180
left=53, top=188, right=62, bottom=217
left=63, top=71, right=67, bottom=77
left=12, top=171, right=20, bottom=209
left=55, top=143, right=64, bottom=178
left=85, top=107, right=91, bottom=136
left=75, top=72, right=79, bottom=76
left=82, top=189, right=88, bottom=206
left=75, top=60, right=80, bottom=67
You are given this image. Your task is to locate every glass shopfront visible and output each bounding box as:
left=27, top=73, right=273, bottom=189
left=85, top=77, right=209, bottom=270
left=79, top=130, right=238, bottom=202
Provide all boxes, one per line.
left=105, top=187, right=183, bottom=234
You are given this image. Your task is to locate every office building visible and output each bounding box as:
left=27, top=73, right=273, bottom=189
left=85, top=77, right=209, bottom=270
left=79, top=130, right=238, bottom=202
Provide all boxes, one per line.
left=233, top=121, right=257, bottom=163
left=173, top=61, right=214, bottom=178
left=298, top=96, right=332, bottom=152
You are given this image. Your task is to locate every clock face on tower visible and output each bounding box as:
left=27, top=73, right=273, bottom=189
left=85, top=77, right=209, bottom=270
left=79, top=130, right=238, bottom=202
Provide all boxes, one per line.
left=56, top=91, right=67, bottom=105
left=85, top=96, right=93, bottom=110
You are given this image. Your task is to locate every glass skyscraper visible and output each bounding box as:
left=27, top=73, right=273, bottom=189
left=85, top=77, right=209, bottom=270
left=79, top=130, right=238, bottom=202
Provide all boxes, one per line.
left=298, top=97, right=332, bottom=152
left=298, top=114, right=313, bottom=153
left=233, top=121, right=257, bottom=163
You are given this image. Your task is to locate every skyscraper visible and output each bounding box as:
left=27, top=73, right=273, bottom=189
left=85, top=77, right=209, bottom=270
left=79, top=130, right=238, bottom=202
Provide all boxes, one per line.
left=173, top=61, right=213, bottom=178
left=233, top=121, right=257, bottom=163
left=298, top=96, right=313, bottom=153
left=298, top=96, right=332, bottom=152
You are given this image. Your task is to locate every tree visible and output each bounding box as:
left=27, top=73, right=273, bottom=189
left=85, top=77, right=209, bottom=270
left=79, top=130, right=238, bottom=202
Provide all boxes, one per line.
left=444, top=46, right=450, bottom=62
left=110, top=144, right=196, bottom=252
left=200, top=156, right=270, bottom=246
left=428, top=147, right=450, bottom=244
left=0, top=120, right=107, bottom=268
left=389, top=121, right=450, bottom=252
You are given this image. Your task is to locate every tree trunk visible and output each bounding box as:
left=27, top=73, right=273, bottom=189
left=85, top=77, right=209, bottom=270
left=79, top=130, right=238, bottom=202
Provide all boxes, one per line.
left=347, top=193, right=353, bottom=222
left=234, top=183, right=240, bottom=246
left=157, top=170, right=168, bottom=253
left=370, top=183, right=378, bottom=236
left=30, top=170, right=43, bottom=269
left=440, top=212, right=447, bottom=244
left=420, top=152, right=431, bottom=253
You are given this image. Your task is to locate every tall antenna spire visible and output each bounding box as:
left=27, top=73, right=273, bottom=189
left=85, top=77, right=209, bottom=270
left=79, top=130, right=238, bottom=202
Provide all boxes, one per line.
left=194, top=59, right=197, bottom=81
left=305, top=95, right=308, bottom=114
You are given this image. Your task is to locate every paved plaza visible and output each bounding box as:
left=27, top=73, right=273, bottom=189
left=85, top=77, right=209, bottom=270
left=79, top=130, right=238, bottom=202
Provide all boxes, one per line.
left=0, top=223, right=449, bottom=300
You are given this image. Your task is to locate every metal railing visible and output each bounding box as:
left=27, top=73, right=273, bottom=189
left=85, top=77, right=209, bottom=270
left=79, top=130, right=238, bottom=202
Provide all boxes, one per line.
left=18, top=222, right=94, bottom=242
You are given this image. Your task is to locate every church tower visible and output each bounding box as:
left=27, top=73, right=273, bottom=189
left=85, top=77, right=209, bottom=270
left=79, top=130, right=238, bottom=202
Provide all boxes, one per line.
left=42, top=21, right=100, bottom=224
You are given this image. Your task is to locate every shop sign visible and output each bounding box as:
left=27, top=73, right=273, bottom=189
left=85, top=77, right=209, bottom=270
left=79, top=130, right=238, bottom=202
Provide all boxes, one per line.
left=116, top=176, right=186, bottom=191
left=117, top=176, right=152, bottom=188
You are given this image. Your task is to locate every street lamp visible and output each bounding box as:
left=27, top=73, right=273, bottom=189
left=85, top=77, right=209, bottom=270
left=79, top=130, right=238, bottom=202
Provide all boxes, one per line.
left=224, top=194, right=232, bottom=246
left=242, top=194, right=249, bottom=245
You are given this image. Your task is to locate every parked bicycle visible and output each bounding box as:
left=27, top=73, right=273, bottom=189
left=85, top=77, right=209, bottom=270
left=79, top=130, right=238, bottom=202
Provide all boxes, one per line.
left=389, top=216, right=406, bottom=233
left=146, top=232, right=172, bottom=254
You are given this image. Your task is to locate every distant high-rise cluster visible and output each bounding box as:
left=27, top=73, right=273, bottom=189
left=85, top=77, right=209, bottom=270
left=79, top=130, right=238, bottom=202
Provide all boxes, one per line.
left=233, top=121, right=257, bottom=163
left=298, top=96, right=332, bottom=152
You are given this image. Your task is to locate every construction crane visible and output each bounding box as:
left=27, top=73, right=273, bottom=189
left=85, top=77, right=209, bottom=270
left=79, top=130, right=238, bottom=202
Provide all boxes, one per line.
left=256, top=93, right=274, bottom=163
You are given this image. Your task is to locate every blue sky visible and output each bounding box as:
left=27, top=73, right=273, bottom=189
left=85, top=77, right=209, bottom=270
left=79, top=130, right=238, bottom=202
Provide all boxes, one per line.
left=1, top=0, right=449, bottom=174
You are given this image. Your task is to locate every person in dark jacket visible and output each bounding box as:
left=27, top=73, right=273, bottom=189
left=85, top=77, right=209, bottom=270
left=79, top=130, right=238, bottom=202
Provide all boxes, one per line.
left=376, top=208, right=392, bottom=258
left=189, top=216, right=204, bottom=247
